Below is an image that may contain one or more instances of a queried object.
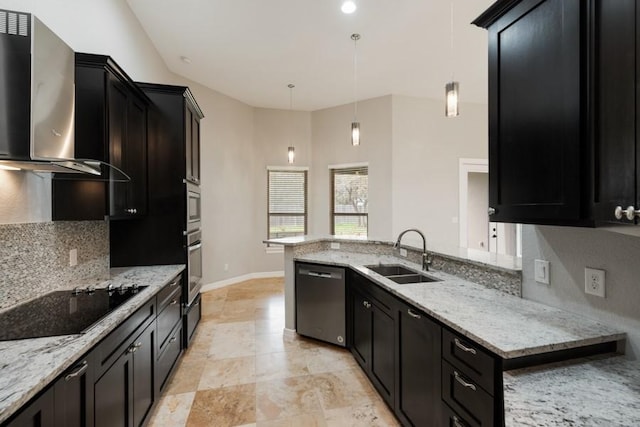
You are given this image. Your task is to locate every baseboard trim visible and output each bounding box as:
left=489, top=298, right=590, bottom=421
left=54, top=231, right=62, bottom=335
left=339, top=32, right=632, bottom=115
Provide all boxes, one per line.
left=201, top=270, right=284, bottom=292
left=283, top=328, right=297, bottom=339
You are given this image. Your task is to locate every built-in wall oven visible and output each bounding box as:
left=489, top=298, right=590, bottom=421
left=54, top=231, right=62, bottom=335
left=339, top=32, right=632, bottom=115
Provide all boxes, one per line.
left=184, top=181, right=202, bottom=347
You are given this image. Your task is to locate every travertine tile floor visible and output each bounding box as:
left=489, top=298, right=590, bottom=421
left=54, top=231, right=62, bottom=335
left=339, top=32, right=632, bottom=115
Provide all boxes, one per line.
left=148, top=278, right=399, bottom=427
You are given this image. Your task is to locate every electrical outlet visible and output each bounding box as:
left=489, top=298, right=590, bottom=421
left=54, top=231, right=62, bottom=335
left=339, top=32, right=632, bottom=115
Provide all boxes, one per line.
left=224, top=263, right=229, bottom=272
left=330, top=242, right=340, bottom=250
left=399, top=248, right=408, bottom=257
left=69, top=249, right=78, bottom=267
left=585, top=267, right=606, bottom=297
left=534, top=259, right=550, bottom=284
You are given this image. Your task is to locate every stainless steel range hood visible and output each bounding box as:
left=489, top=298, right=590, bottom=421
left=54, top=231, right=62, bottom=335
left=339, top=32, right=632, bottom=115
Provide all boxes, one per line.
left=0, top=9, right=100, bottom=175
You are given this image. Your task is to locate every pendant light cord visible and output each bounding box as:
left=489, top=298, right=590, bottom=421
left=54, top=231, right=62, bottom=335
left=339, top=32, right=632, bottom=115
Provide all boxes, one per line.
left=288, top=84, right=294, bottom=144
left=352, top=34, right=359, bottom=121
left=450, top=0, right=454, bottom=81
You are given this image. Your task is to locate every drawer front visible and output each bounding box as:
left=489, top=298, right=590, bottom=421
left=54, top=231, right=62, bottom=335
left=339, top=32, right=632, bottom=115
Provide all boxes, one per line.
left=348, top=271, right=394, bottom=315
left=157, top=275, right=182, bottom=312
left=442, top=402, right=479, bottom=427
left=443, top=329, right=495, bottom=395
left=156, top=323, right=183, bottom=392
left=442, top=360, right=494, bottom=427
left=185, top=294, right=202, bottom=347
left=157, top=287, right=183, bottom=352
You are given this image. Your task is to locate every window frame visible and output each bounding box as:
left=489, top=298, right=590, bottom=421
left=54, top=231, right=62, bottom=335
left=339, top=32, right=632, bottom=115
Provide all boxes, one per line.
left=267, top=166, right=309, bottom=243
left=329, top=163, right=369, bottom=237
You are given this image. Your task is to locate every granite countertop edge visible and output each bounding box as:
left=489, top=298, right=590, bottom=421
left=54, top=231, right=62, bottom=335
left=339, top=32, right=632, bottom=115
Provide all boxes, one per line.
left=0, top=264, right=185, bottom=424
left=294, top=251, right=625, bottom=360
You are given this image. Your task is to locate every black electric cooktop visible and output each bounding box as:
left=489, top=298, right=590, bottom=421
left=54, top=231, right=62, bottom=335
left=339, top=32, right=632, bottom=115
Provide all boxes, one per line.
left=0, top=286, right=147, bottom=341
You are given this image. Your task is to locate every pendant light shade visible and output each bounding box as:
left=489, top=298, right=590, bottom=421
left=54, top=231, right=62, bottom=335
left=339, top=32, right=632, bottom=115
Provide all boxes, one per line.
left=445, top=81, right=459, bottom=117
left=445, top=1, right=460, bottom=118
left=351, top=122, right=361, bottom=146
left=351, top=33, right=361, bottom=146
left=287, top=84, right=296, bottom=163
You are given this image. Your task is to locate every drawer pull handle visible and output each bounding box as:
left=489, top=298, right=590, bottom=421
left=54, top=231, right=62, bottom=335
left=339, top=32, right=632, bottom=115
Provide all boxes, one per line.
left=407, top=308, right=421, bottom=319
left=169, top=279, right=179, bottom=287
left=454, top=371, right=477, bottom=391
left=453, top=415, right=467, bottom=427
left=363, top=301, right=371, bottom=309
left=169, top=336, right=178, bottom=344
left=64, top=360, right=88, bottom=381
left=454, top=338, right=477, bottom=355
left=170, top=299, right=179, bottom=305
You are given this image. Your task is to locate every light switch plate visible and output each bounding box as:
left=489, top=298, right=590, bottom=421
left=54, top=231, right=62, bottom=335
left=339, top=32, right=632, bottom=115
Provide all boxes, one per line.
left=69, top=249, right=78, bottom=267
left=534, top=259, right=550, bottom=284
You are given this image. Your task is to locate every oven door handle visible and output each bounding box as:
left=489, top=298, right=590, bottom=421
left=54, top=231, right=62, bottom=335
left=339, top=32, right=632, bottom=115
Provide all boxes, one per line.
left=189, top=243, right=202, bottom=252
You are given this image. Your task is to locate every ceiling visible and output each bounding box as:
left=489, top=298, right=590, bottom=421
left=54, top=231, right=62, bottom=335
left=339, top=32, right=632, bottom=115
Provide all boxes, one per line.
left=127, top=0, right=494, bottom=111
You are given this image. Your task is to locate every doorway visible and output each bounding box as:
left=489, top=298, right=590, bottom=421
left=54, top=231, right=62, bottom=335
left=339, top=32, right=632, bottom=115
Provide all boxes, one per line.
left=458, top=159, right=520, bottom=257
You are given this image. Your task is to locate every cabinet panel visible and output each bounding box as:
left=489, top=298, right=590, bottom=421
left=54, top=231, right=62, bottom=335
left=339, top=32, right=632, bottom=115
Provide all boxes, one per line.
left=53, top=356, right=95, bottom=427
left=132, top=323, right=155, bottom=427
left=351, top=289, right=372, bottom=369
left=442, top=361, right=494, bottom=427
left=94, top=354, right=131, bottom=427
left=370, top=304, right=394, bottom=406
left=397, top=306, right=442, bottom=427
left=126, top=96, right=148, bottom=216
left=108, top=76, right=129, bottom=218
left=488, top=0, right=582, bottom=223
left=5, top=386, right=55, bottom=427
left=191, top=115, right=200, bottom=183
left=592, top=0, right=637, bottom=222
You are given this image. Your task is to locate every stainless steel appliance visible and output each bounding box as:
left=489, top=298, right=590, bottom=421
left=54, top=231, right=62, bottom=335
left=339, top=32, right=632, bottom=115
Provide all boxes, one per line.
left=0, top=285, right=146, bottom=341
left=186, top=182, right=201, bottom=233
left=0, top=9, right=99, bottom=175
left=295, top=262, right=346, bottom=347
left=186, top=229, right=203, bottom=304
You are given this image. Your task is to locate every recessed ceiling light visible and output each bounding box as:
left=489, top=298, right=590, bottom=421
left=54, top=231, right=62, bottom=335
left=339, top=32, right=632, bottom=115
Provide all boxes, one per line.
left=341, top=1, right=357, bottom=14
left=180, top=56, right=192, bottom=64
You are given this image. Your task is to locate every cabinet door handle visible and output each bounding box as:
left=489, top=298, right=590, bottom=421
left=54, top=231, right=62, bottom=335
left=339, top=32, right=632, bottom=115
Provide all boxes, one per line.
left=169, top=279, right=180, bottom=287
left=488, top=207, right=496, bottom=216
left=407, top=308, right=421, bottom=319
left=128, top=341, right=143, bottom=353
left=614, top=205, right=639, bottom=221
left=453, top=415, right=467, bottom=427
left=64, top=360, right=88, bottom=381
left=454, top=338, right=477, bottom=355
left=454, top=371, right=477, bottom=391
left=169, top=336, right=178, bottom=344
left=362, top=300, right=371, bottom=309
left=170, top=299, right=178, bottom=305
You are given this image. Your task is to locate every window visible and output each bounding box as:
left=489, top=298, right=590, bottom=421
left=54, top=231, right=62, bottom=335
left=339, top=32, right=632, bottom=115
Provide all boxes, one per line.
left=331, top=166, right=368, bottom=236
left=268, top=168, right=307, bottom=240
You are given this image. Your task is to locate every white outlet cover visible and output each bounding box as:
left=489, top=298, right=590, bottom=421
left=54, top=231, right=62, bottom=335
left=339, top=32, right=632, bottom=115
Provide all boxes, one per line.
left=534, top=259, right=550, bottom=284
left=69, top=249, right=78, bottom=267
left=330, top=242, right=340, bottom=250
left=585, top=268, right=606, bottom=298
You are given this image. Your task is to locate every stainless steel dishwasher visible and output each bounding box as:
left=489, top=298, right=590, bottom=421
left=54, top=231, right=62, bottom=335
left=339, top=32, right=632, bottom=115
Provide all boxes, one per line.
left=295, top=262, right=346, bottom=347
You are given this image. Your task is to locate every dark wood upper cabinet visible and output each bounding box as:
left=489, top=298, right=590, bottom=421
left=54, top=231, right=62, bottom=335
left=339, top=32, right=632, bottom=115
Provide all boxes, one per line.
left=52, top=54, right=149, bottom=221
left=474, top=0, right=640, bottom=226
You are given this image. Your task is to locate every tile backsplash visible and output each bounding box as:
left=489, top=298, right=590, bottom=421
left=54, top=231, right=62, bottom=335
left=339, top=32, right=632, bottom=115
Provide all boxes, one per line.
left=0, top=221, right=109, bottom=310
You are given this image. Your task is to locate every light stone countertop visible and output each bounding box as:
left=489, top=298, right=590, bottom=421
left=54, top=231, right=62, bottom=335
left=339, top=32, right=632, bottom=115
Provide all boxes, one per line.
left=296, top=251, right=625, bottom=359
left=0, top=265, right=185, bottom=424
left=504, top=356, right=640, bottom=426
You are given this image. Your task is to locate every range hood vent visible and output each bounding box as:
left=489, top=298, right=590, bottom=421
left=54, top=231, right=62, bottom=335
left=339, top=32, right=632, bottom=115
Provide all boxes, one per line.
left=0, top=9, right=109, bottom=178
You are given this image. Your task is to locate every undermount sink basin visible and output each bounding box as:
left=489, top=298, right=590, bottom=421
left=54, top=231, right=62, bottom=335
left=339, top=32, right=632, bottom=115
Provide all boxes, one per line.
left=366, top=264, right=415, bottom=276
left=365, top=264, right=442, bottom=285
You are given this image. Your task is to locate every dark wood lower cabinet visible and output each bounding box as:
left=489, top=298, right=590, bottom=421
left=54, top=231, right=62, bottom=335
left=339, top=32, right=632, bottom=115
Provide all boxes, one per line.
left=396, top=304, right=442, bottom=427
left=94, top=315, right=155, bottom=427
left=349, top=279, right=395, bottom=408
left=4, top=387, right=55, bottom=427
left=54, top=356, right=95, bottom=427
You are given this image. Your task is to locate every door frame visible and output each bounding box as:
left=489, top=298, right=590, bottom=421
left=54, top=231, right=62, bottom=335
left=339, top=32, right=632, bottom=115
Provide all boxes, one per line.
left=458, top=158, right=488, bottom=249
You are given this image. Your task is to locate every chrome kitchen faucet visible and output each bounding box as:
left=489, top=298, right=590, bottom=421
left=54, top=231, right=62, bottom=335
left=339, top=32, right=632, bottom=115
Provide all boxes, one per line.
left=394, top=228, right=431, bottom=271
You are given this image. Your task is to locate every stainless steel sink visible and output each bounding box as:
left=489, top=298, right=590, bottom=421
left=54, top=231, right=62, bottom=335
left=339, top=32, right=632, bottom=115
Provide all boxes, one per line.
left=365, top=264, right=441, bottom=285
left=366, top=264, right=415, bottom=276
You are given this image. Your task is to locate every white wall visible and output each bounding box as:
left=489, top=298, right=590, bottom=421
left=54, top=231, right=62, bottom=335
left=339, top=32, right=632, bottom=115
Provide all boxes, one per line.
left=522, top=225, right=640, bottom=359
left=310, top=96, right=393, bottom=239
left=251, top=108, right=312, bottom=273
left=391, top=95, right=488, bottom=251
left=467, top=172, right=489, bottom=250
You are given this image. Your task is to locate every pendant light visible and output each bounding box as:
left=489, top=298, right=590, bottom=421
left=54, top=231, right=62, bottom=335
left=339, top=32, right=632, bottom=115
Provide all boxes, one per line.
left=287, top=83, right=296, bottom=164
left=351, top=33, right=361, bottom=146
left=445, top=0, right=459, bottom=117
